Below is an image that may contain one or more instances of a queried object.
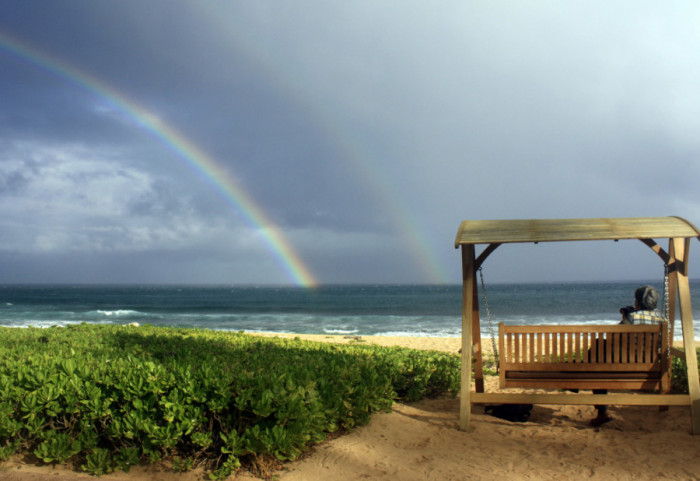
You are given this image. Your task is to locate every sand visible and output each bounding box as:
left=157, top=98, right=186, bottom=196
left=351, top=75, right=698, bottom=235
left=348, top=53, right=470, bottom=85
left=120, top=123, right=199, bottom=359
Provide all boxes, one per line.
left=3, top=333, right=700, bottom=481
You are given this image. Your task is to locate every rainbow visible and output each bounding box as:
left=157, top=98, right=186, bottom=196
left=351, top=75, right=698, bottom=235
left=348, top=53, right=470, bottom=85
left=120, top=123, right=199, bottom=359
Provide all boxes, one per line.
left=0, top=31, right=318, bottom=287
left=198, top=8, right=451, bottom=283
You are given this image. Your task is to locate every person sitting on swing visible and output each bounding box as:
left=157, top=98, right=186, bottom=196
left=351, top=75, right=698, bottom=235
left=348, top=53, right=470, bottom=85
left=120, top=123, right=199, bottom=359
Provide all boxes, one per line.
left=590, top=285, right=665, bottom=426
left=619, top=285, right=665, bottom=326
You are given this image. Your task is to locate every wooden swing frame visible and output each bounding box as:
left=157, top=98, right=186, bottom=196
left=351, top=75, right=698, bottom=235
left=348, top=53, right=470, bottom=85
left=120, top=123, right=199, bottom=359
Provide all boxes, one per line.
left=454, top=217, right=700, bottom=433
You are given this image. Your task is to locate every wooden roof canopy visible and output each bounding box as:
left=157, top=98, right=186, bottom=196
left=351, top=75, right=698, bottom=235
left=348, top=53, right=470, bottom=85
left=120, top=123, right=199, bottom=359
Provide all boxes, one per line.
left=455, top=216, right=700, bottom=246
left=455, top=216, right=700, bottom=434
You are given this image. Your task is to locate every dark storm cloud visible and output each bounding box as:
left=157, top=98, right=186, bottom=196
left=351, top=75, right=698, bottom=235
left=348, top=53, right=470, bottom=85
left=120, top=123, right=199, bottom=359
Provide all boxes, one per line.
left=0, top=1, right=698, bottom=284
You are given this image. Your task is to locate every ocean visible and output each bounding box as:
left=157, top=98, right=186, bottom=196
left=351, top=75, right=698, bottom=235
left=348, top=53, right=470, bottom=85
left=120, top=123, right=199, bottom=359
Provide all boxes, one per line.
left=1, top=282, right=699, bottom=339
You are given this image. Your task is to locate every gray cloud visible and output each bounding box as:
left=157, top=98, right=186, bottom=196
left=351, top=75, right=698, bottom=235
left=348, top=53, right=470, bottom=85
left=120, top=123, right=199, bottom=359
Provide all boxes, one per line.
left=0, top=1, right=698, bottom=284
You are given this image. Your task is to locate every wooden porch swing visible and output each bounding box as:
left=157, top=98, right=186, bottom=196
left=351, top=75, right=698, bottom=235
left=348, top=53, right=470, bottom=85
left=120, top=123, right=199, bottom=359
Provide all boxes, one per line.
left=454, top=217, right=700, bottom=433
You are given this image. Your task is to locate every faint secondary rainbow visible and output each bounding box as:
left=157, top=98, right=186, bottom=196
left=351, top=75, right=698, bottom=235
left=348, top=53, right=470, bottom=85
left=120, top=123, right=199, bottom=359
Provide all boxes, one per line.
left=0, top=31, right=318, bottom=287
left=199, top=9, right=451, bottom=283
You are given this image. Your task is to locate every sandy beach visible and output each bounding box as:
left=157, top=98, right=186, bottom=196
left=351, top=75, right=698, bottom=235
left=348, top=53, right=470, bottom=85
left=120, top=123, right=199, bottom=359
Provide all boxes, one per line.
left=3, top=333, right=700, bottom=481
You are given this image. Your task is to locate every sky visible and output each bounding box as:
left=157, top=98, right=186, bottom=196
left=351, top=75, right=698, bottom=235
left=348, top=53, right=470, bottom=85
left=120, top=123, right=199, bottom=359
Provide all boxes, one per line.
left=0, top=1, right=699, bottom=286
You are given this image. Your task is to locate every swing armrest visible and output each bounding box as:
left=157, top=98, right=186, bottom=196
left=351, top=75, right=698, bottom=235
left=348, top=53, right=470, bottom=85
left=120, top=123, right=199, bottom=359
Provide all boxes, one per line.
left=671, top=347, right=685, bottom=361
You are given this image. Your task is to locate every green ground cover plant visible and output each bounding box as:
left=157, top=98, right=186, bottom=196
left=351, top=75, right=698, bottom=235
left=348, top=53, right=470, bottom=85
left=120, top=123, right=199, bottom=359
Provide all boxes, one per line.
left=670, top=349, right=700, bottom=394
left=0, top=324, right=460, bottom=478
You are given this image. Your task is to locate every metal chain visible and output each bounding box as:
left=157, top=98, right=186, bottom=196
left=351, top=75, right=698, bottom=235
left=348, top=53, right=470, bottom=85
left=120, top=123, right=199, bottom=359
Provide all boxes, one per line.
left=663, top=264, right=670, bottom=320
left=478, top=267, right=499, bottom=372
left=663, top=264, right=672, bottom=365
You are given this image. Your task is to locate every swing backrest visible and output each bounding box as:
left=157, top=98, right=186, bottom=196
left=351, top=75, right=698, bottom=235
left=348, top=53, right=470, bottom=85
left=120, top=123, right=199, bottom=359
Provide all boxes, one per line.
left=499, top=322, right=669, bottom=391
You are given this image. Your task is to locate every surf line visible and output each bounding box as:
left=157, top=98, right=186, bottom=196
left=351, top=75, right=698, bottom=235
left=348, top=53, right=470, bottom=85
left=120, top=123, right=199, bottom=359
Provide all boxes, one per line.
left=0, top=31, right=318, bottom=287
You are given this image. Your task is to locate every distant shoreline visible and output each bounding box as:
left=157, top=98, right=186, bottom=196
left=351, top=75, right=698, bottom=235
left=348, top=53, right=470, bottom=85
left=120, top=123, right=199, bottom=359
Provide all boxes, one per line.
left=248, top=332, right=698, bottom=352
left=248, top=331, right=463, bottom=353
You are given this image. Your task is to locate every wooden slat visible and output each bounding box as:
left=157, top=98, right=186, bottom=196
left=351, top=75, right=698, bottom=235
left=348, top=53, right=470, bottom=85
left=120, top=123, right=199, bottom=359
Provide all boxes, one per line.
left=499, top=324, right=506, bottom=389
left=560, top=332, right=565, bottom=362
left=644, top=332, right=651, bottom=363
left=574, top=332, right=581, bottom=362
left=636, top=332, right=644, bottom=362
left=507, top=332, right=513, bottom=364
left=601, top=333, right=608, bottom=363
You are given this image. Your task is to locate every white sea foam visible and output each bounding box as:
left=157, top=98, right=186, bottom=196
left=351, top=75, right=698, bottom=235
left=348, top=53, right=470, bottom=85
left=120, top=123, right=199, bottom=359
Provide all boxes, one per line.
left=375, top=330, right=460, bottom=338
left=323, top=328, right=360, bottom=335
left=5, top=320, right=88, bottom=329
left=96, top=310, right=141, bottom=317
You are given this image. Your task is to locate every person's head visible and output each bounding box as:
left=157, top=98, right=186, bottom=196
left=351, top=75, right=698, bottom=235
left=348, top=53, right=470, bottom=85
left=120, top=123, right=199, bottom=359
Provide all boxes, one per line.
left=634, top=285, right=658, bottom=310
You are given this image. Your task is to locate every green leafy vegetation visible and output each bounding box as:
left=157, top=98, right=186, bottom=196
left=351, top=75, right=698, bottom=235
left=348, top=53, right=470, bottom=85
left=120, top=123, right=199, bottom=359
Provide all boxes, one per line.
left=670, top=349, right=700, bottom=394
left=0, top=324, right=459, bottom=478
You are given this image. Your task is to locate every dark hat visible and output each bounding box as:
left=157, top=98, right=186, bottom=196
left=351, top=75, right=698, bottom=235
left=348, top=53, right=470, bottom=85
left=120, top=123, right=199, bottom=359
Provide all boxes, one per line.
left=635, top=285, right=658, bottom=310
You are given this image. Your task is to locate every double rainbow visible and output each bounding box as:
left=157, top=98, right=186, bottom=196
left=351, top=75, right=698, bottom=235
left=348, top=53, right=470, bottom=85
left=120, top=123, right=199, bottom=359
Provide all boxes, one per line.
left=0, top=31, right=318, bottom=287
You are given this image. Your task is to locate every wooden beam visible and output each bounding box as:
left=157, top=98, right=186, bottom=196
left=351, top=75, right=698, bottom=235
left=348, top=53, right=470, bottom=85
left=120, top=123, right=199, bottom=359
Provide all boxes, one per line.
left=455, top=217, right=700, bottom=246
left=668, top=239, right=679, bottom=333
left=460, top=245, right=476, bottom=431
left=471, top=392, right=690, bottom=406
left=472, top=271, right=484, bottom=393
left=660, top=239, right=677, bottom=395
left=672, top=237, right=700, bottom=434
left=639, top=238, right=671, bottom=264
left=475, top=242, right=501, bottom=269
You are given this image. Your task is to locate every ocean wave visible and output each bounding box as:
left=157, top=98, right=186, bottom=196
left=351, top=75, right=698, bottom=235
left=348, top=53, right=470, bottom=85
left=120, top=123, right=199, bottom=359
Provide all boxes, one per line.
left=323, top=328, right=360, bottom=335
left=3, top=320, right=110, bottom=329
left=375, top=330, right=461, bottom=338
left=239, top=328, right=296, bottom=334
left=94, top=310, right=144, bottom=317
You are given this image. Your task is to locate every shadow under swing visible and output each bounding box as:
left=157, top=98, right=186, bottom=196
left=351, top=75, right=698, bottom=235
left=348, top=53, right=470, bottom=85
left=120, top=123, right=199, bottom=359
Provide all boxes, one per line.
left=454, top=216, right=700, bottom=433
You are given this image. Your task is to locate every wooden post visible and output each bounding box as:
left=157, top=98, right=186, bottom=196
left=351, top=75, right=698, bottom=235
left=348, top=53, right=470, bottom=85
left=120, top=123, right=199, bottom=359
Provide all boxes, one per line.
left=667, top=239, right=679, bottom=334
left=460, top=245, right=476, bottom=431
left=472, top=271, right=485, bottom=393
left=662, top=239, right=679, bottom=395
left=672, top=237, right=700, bottom=434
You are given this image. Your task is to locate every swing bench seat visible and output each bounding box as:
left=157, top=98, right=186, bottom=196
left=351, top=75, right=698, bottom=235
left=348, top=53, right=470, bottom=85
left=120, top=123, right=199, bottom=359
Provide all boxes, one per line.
left=499, top=323, right=670, bottom=392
